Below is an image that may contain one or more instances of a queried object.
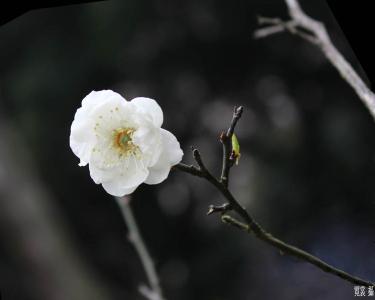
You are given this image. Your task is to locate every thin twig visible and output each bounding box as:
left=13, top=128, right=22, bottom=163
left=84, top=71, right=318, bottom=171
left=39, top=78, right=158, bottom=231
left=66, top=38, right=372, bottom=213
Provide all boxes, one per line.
left=116, top=196, right=165, bottom=300
left=254, top=16, right=318, bottom=44
left=174, top=107, right=374, bottom=287
left=207, top=203, right=231, bottom=215
left=254, top=0, right=375, bottom=120
left=221, top=214, right=250, bottom=231
left=220, top=106, right=243, bottom=187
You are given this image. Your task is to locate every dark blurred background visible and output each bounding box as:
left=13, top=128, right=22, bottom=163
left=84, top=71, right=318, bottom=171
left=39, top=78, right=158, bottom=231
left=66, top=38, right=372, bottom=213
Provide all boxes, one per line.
left=0, top=0, right=374, bottom=299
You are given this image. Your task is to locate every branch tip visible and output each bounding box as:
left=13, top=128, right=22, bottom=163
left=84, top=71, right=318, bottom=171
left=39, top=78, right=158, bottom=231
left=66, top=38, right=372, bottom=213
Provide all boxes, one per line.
left=234, top=105, right=243, bottom=116
left=221, top=214, right=250, bottom=232
left=207, top=203, right=232, bottom=215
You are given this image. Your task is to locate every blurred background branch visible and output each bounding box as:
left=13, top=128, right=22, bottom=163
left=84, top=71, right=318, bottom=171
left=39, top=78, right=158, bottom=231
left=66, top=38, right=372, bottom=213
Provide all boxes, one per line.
left=0, top=115, right=112, bottom=300
left=254, top=0, right=375, bottom=120
left=116, top=196, right=165, bottom=300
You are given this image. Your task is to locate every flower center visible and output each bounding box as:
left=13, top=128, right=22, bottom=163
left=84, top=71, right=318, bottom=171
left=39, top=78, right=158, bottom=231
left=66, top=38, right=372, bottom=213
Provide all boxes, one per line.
left=113, top=128, right=138, bottom=156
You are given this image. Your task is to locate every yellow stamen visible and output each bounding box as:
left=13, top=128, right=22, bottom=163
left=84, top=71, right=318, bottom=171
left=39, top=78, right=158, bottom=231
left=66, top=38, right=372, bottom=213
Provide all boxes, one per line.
left=113, top=128, right=139, bottom=157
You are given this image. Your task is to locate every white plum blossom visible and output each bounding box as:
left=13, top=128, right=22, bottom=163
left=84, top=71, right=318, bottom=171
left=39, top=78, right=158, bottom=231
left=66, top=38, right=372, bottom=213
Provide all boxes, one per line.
left=70, top=90, right=183, bottom=196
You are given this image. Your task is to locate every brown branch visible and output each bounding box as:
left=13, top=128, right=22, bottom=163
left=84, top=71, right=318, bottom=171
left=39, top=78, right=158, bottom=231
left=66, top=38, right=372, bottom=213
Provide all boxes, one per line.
left=221, top=214, right=374, bottom=286
left=254, top=0, right=375, bottom=120
left=174, top=106, right=374, bottom=287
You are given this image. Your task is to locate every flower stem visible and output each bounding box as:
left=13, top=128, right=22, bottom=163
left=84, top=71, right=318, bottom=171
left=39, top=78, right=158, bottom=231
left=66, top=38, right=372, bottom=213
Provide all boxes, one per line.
left=116, top=196, right=165, bottom=300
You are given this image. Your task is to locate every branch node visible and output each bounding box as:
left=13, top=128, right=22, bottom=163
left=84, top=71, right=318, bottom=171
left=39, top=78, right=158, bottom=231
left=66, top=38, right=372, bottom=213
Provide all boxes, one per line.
left=229, top=150, right=237, bottom=166
left=219, top=131, right=226, bottom=143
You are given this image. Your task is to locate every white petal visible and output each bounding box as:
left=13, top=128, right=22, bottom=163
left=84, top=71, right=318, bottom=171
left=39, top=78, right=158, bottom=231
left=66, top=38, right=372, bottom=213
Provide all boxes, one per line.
left=89, top=163, right=116, bottom=184
left=145, top=129, right=183, bottom=185
left=90, top=95, right=133, bottom=134
left=131, top=97, right=163, bottom=127
left=91, top=150, right=149, bottom=183
left=82, top=90, right=125, bottom=114
left=132, top=126, right=162, bottom=167
left=70, top=90, right=126, bottom=166
left=102, top=181, right=139, bottom=197
left=70, top=108, right=96, bottom=166
left=101, top=161, right=149, bottom=196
